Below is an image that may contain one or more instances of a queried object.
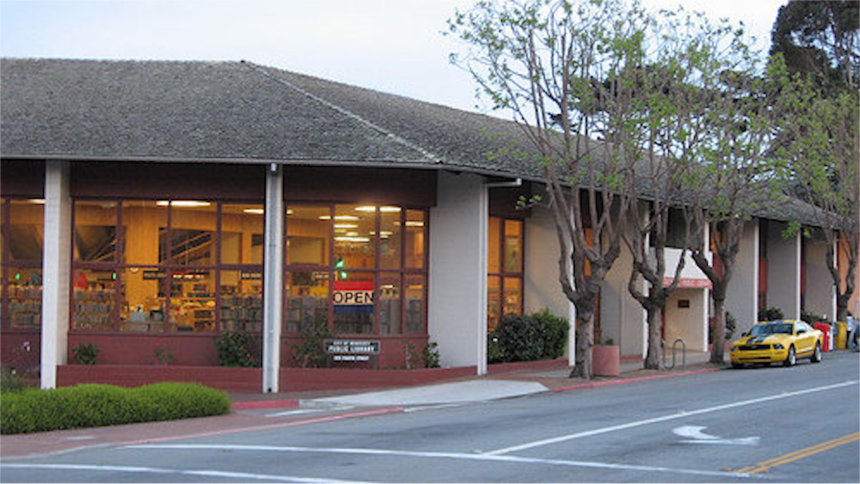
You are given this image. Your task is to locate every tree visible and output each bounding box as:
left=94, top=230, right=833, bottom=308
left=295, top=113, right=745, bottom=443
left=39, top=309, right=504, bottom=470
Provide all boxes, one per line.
left=685, top=53, right=786, bottom=364
left=448, top=0, right=648, bottom=378
left=770, top=0, right=859, bottom=92
left=772, top=56, right=859, bottom=322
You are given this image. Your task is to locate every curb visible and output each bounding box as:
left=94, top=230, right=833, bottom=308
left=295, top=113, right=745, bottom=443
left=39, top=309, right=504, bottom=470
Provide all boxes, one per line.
left=553, top=367, right=722, bottom=392
left=231, top=400, right=300, bottom=411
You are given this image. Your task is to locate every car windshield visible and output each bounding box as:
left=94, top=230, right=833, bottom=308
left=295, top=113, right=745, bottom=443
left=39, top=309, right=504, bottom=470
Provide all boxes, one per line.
left=749, top=323, right=793, bottom=336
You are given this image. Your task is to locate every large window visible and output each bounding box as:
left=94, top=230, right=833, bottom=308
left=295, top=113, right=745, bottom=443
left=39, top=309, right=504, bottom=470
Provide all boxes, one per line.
left=285, top=204, right=428, bottom=336
left=488, top=217, right=524, bottom=330
left=71, top=199, right=263, bottom=333
left=1, top=198, right=45, bottom=329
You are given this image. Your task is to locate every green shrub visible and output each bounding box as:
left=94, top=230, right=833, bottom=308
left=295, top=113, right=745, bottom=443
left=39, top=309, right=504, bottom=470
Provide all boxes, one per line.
left=0, top=382, right=230, bottom=435
left=532, top=308, right=569, bottom=359
left=214, top=331, right=260, bottom=367
left=72, top=343, right=99, bottom=365
left=488, top=335, right=506, bottom=363
left=422, top=341, right=441, bottom=368
left=291, top=324, right=332, bottom=368
left=758, top=306, right=784, bottom=321
left=494, top=314, right=545, bottom=362
left=1, top=368, right=27, bottom=393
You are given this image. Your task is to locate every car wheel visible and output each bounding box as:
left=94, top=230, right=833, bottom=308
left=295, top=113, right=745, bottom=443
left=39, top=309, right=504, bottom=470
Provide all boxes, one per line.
left=811, top=342, right=822, bottom=363
left=732, top=362, right=744, bottom=369
left=784, top=345, right=796, bottom=367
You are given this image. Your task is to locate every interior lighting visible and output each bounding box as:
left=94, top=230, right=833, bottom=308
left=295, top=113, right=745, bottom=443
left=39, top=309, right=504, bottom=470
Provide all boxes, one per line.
left=319, top=215, right=359, bottom=221
left=243, top=208, right=264, bottom=215
left=334, top=236, right=371, bottom=243
left=29, top=199, right=46, bottom=204
left=156, top=201, right=211, bottom=208
left=355, top=206, right=401, bottom=213
left=334, top=223, right=358, bottom=229
left=405, top=221, right=425, bottom=227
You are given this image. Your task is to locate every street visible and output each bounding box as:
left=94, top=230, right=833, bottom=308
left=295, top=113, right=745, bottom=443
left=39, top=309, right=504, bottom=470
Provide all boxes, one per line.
left=2, top=351, right=858, bottom=483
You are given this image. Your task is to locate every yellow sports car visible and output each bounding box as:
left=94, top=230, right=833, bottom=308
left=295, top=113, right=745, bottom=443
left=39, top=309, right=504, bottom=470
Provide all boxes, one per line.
left=730, top=319, right=823, bottom=369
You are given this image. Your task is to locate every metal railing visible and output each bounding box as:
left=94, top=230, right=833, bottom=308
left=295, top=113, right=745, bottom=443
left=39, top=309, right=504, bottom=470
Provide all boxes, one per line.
left=662, top=338, right=687, bottom=371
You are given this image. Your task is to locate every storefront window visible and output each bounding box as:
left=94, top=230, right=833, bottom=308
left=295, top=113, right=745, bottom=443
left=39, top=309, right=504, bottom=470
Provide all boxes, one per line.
left=74, top=201, right=118, bottom=262
left=122, top=201, right=166, bottom=265
left=169, top=201, right=216, bottom=266
left=333, top=272, right=374, bottom=334
left=72, top=268, right=117, bottom=330
left=380, top=208, right=402, bottom=270
left=2, top=199, right=45, bottom=329
left=379, top=272, right=401, bottom=334
left=169, top=269, right=215, bottom=332
left=334, top=204, right=375, bottom=270
left=405, top=210, right=426, bottom=269
left=285, top=271, right=329, bottom=333
left=221, top=204, right=264, bottom=265
left=488, top=217, right=524, bottom=330
left=120, top=266, right=164, bottom=332
left=287, top=206, right=330, bottom=266
left=219, top=270, right=262, bottom=332
left=404, top=274, right=426, bottom=333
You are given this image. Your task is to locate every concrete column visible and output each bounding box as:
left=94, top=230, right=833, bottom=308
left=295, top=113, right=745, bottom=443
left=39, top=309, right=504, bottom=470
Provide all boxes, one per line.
left=40, top=160, right=72, bottom=389
left=262, top=164, right=284, bottom=393
left=766, top=221, right=801, bottom=319
left=429, top=172, right=488, bottom=374
left=804, top=237, right=836, bottom=320
left=524, top=199, right=575, bottom=363
left=726, top=221, right=759, bottom=335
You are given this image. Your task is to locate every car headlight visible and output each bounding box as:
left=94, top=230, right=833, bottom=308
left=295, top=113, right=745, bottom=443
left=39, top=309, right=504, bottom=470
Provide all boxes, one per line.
left=773, top=344, right=784, bottom=349
left=730, top=346, right=738, bottom=352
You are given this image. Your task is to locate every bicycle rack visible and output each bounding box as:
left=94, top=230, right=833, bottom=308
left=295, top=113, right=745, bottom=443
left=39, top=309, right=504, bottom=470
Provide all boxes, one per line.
left=671, top=338, right=686, bottom=371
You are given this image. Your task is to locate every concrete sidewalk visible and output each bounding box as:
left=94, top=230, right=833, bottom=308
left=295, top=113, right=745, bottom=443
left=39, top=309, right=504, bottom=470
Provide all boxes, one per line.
left=232, top=350, right=724, bottom=409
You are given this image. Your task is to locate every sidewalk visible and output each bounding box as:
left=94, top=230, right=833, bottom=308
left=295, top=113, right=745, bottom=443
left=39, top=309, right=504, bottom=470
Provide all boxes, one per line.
left=229, top=350, right=723, bottom=408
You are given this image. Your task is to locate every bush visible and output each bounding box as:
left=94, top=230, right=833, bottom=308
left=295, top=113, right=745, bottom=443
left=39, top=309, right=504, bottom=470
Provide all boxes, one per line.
left=0, top=382, right=230, bottom=435
left=0, top=368, right=27, bottom=393
left=72, top=343, right=99, bottom=365
left=758, top=306, right=784, bottom=321
left=532, top=308, right=569, bottom=359
left=801, top=310, right=829, bottom=325
left=291, top=324, right=332, bottom=368
left=214, top=331, right=260, bottom=367
left=422, top=342, right=441, bottom=368
left=489, top=310, right=570, bottom=364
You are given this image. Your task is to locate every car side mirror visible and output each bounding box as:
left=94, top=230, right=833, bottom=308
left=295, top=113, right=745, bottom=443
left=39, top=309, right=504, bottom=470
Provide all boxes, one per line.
left=797, top=329, right=806, bottom=334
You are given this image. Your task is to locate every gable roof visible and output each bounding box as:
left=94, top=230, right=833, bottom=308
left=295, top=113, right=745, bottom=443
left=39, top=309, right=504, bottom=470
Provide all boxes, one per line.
left=0, top=58, right=541, bottom=179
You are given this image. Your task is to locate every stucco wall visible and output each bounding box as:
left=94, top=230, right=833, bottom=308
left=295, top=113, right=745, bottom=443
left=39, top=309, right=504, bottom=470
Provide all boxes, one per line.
left=805, top=238, right=836, bottom=320
left=726, top=221, right=759, bottom=335
left=428, top=171, right=488, bottom=372
left=766, top=221, right=801, bottom=319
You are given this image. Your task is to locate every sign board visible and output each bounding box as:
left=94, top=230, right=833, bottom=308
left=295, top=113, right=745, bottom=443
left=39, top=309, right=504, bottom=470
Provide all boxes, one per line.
left=662, top=277, right=712, bottom=289
left=333, top=280, right=374, bottom=315
left=325, top=339, right=380, bottom=355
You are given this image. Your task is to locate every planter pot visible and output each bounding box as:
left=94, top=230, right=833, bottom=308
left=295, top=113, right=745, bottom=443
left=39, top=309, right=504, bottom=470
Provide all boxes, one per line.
left=592, top=345, right=620, bottom=377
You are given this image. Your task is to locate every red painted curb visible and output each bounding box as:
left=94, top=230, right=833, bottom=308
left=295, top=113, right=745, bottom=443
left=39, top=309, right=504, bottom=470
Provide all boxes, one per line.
left=553, top=368, right=721, bottom=392
left=231, top=400, right=300, bottom=411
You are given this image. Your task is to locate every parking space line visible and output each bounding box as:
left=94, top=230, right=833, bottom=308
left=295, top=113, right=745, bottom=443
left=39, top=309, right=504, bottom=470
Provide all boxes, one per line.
left=484, top=380, right=858, bottom=456
left=733, top=432, right=860, bottom=474
left=126, top=443, right=765, bottom=479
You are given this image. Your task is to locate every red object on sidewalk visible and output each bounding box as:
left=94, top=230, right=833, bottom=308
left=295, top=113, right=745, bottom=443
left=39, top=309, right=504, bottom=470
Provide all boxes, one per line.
left=813, top=322, right=831, bottom=351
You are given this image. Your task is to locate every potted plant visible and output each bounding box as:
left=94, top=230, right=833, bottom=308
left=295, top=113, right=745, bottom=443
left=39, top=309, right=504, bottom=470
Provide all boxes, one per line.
left=592, top=338, right=619, bottom=377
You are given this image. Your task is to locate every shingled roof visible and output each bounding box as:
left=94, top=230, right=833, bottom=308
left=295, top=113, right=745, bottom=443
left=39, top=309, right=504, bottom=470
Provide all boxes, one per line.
left=0, top=58, right=541, bottom=179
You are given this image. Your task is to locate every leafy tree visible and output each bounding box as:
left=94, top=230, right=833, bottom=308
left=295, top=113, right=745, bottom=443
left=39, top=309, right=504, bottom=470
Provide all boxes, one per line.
left=449, top=0, right=647, bottom=378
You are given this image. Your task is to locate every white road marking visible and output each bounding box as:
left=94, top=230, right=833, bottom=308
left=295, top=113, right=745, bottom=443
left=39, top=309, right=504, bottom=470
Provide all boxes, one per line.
left=486, top=380, right=858, bottom=455
left=0, top=463, right=366, bottom=483
left=673, top=425, right=760, bottom=446
left=126, top=444, right=763, bottom=479
left=265, top=409, right=325, bottom=418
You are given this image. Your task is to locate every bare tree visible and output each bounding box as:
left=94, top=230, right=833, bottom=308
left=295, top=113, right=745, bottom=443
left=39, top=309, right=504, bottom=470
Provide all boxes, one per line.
left=448, top=0, right=648, bottom=378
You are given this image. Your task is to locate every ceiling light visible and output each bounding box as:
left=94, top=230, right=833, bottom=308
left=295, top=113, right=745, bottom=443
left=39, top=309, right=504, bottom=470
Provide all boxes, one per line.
left=405, top=221, right=424, bottom=227
left=334, top=236, right=370, bottom=243
left=319, top=215, right=359, bottom=221
left=156, top=200, right=211, bottom=208
left=334, top=223, right=358, bottom=229
left=243, top=208, right=264, bottom=215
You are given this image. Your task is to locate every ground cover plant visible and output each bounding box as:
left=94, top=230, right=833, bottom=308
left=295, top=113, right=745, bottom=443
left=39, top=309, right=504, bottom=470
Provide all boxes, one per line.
left=0, top=382, right=230, bottom=434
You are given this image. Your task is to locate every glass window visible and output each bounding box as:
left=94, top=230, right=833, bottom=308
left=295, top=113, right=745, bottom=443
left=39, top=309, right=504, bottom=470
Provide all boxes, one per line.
left=122, top=201, right=166, bottom=265
left=120, top=266, right=165, bottom=332
left=74, top=201, right=118, bottom=262
left=8, top=199, right=44, bottom=262
left=404, top=274, right=426, bottom=334
left=72, top=269, right=117, bottom=330
left=488, top=217, right=501, bottom=274
left=405, top=209, right=426, bottom=269
left=504, top=220, right=523, bottom=273
left=168, top=201, right=215, bottom=266
left=221, top=204, right=264, bottom=265
left=168, top=269, right=215, bottom=332
left=503, top=277, right=523, bottom=317
left=380, top=207, right=402, bottom=270
left=488, top=275, right=502, bottom=330
left=287, top=205, right=330, bottom=266
left=333, top=272, right=374, bottom=334
left=334, top=204, right=375, bottom=270
left=220, top=270, right=262, bottom=332
left=6, top=268, right=42, bottom=328
left=379, top=272, right=401, bottom=334
left=285, top=271, right=329, bottom=333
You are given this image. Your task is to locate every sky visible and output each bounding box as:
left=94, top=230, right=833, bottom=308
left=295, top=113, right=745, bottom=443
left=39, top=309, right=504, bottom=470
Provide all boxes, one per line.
left=0, top=0, right=787, bottom=115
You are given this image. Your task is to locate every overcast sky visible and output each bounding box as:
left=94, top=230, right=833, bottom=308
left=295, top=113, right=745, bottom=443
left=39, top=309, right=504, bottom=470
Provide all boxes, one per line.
left=0, top=0, right=787, bottom=114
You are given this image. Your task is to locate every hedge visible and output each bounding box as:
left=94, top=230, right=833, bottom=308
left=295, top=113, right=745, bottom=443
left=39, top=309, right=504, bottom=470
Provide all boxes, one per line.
left=0, top=382, right=231, bottom=435
left=489, top=309, right=569, bottom=363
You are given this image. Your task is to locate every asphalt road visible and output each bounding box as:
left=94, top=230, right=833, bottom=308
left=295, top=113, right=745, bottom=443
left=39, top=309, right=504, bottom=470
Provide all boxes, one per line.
left=2, top=351, right=858, bottom=483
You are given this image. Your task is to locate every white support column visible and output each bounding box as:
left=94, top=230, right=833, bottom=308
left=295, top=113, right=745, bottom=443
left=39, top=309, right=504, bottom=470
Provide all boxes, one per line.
left=726, top=221, right=759, bottom=335
left=429, top=172, right=488, bottom=374
left=262, top=164, right=284, bottom=393
left=41, top=160, right=72, bottom=389
left=766, top=221, right=801, bottom=319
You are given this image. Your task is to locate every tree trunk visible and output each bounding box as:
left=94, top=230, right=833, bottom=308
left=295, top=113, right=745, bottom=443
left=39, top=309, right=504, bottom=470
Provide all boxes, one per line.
left=644, top=305, right=663, bottom=370
left=710, top=295, right=727, bottom=364
left=836, top=293, right=849, bottom=322
left=569, top=310, right=594, bottom=379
